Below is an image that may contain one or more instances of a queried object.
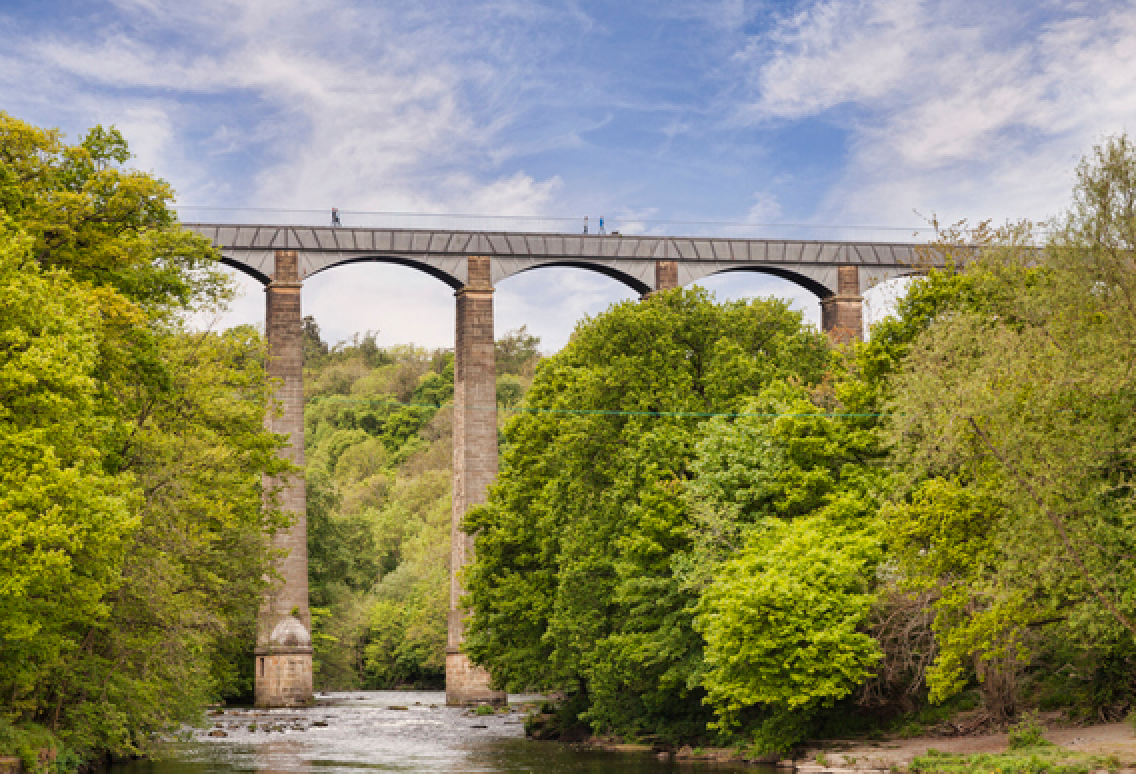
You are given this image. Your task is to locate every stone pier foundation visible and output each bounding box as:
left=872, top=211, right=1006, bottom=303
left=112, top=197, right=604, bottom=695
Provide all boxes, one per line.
left=255, top=249, right=314, bottom=708
left=821, top=265, right=864, bottom=342
left=447, top=256, right=507, bottom=706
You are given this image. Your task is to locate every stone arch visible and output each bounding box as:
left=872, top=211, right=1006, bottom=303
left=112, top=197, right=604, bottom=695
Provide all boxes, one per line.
left=498, top=259, right=651, bottom=296
left=672, top=259, right=845, bottom=295
left=304, top=254, right=465, bottom=290
left=219, top=255, right=272, bottom=286
left=695, top=267, right=831, bottom=300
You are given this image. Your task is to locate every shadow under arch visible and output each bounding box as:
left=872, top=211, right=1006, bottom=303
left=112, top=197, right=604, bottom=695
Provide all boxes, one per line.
left=697, top=266, right=834, bottom=301
left=220, top=254, right=466, bottom=290
left=305, top=255, right=465, bottom=290
left=220, top=256, right=272, bottom=286
left=505, top=260, right=651, bottom=296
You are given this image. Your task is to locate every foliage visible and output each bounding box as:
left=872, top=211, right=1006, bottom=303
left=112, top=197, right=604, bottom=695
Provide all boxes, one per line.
left=696, top=517, right=883, bottom=723
left=0, top=221, right=136, bottom=729
left=0, top=719, right=81, bottom=774
left=361, top=472, right=451, bottom=688
left=683, top=377, right=890, bottom=748
left=884, top=136, right=1136, bottom=718
left=463, top=288, right=831, bottom=739
left=909, top=747, right=1100, bottom=774
left=495, top=325, right=541, bottom=377
left=0, top=113, right=287, bottom=758
left=1007, top=712, right=1052, bottom=750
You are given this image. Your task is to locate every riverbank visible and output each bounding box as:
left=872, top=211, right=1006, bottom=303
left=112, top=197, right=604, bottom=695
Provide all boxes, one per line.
left=794, top=721, right=1136, bottom=773
left=575, top=717, right=1136, bottom=772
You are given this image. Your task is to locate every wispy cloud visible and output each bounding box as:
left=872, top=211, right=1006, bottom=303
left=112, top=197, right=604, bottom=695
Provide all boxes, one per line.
left=9, top=0, right=587, bottom=215
left=738, top=0, right=1136, bottom=227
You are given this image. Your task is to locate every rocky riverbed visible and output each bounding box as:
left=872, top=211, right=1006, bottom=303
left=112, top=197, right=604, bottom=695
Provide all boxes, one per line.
left=113, top=690, right=760, bottom=774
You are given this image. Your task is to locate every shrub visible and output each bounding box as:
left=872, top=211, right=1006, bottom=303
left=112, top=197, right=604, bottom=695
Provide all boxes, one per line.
left=1007, top=713, right=1052, bottom=750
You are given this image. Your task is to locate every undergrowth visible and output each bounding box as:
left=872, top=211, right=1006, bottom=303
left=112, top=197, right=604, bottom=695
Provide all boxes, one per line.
left=0, top=720, right=83, bottom=774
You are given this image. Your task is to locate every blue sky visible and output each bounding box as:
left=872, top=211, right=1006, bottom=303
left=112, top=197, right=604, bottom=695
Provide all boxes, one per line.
left=3, top=0, right=1135, bottom=349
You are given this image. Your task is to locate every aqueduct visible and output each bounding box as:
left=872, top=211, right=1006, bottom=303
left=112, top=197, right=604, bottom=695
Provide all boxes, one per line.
left=184, top=223, right=923, bottom=707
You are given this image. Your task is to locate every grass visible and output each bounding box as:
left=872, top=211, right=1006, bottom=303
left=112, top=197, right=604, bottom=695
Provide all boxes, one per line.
left=910, top=746, right=1120, bottom=774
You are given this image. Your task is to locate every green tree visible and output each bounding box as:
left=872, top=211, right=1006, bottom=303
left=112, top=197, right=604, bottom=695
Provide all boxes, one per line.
left=884, top=135, right=1136, bottom=718
left=680, top=376, right=889, bottom=750
left=0, top=221, right=137, bottom=731
left=0, top=113, right=288, bottom=756
left=696, top=517, right=882, bottom=724
left=463, top=288, right=830, bottom=738
left=495, top=325, right=541, bottom=376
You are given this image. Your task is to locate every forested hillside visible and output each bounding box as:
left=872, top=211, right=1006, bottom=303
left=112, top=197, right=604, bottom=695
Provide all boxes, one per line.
left=302, top=322, right=540, bottom=689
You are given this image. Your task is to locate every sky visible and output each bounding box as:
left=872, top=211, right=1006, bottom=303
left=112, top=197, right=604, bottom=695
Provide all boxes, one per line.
left=4, top=0, right=1136, bottom=351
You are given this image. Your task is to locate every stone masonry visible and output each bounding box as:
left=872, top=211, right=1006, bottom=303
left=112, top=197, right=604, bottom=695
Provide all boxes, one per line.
left=447, top=256, right=508, bottom=706
left=820, top=265, right=863, bottom=342
left=655, top=260, right=678, bottom=292
left=255, top=249, right=314, bottom=708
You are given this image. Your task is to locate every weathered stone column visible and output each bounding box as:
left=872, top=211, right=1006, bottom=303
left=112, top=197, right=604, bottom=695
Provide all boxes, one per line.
left=821, top=265, right=864, bottom=342
left=255, top=249, right=313, bottom=708
left=655, top=260, right=678, bottom=293
left=447, top=255, right=507, bottom=707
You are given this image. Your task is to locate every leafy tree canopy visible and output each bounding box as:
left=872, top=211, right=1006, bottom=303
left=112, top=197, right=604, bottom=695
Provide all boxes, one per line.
left=0, top=113, right=287, bottom=757
left=463, top=288, right=830, bottom=738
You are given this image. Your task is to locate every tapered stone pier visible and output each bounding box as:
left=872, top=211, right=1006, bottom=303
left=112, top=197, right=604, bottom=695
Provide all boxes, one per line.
left=821, top=265, right=864, bottom=341
left=655, top=260, right=678, bottom=292
left=447, top=256, right=508, bottom=706
left=255, top=249, right=314, bottom=708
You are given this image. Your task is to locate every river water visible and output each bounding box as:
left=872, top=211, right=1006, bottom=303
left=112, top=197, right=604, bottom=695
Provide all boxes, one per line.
left=111, top=691, right=757, bottom=774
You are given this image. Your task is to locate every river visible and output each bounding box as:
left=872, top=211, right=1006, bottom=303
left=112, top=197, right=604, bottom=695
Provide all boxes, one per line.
left=111, top=691, right=760, bottom=774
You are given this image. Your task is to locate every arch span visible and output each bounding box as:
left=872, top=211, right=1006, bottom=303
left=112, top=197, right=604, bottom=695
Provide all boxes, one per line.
left=220, top=256, right=272, bottom=286
left=304, top=255, right=465, bottom=290
left=694, top=265, right=835, bottom=300
left=501, top=259, right=651, bottom=296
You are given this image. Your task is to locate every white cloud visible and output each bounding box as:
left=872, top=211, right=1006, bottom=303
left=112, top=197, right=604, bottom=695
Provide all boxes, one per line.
left=15, top=0, right=570, bottom=216
left=741, top=0, right=1136, bottom=228
left=745, top=191, right=782, bottom=223
left=497, top=268, right=639, bottom=351
left=741, top=0, right=918, bottom=121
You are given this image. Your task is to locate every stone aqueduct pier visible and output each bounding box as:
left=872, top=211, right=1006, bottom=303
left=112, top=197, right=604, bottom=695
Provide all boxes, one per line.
left=185, top=224, right=922, bottom=707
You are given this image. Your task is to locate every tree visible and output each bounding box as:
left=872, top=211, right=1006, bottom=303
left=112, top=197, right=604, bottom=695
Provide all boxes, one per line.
left=884, top=135, right=1136, bottom=718
left=495, top=325, right=541, bottom=376
left=0, top=113, right=288, bottom=755
left=0, top=221, right=137, bottom=731
left=463, top=288, right=830, bottom=738
left=681, top=376, right=889, bottom=751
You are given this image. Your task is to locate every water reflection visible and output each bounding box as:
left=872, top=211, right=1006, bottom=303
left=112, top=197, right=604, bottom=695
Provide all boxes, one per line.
left=113, top=691, right=768, bottom=774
